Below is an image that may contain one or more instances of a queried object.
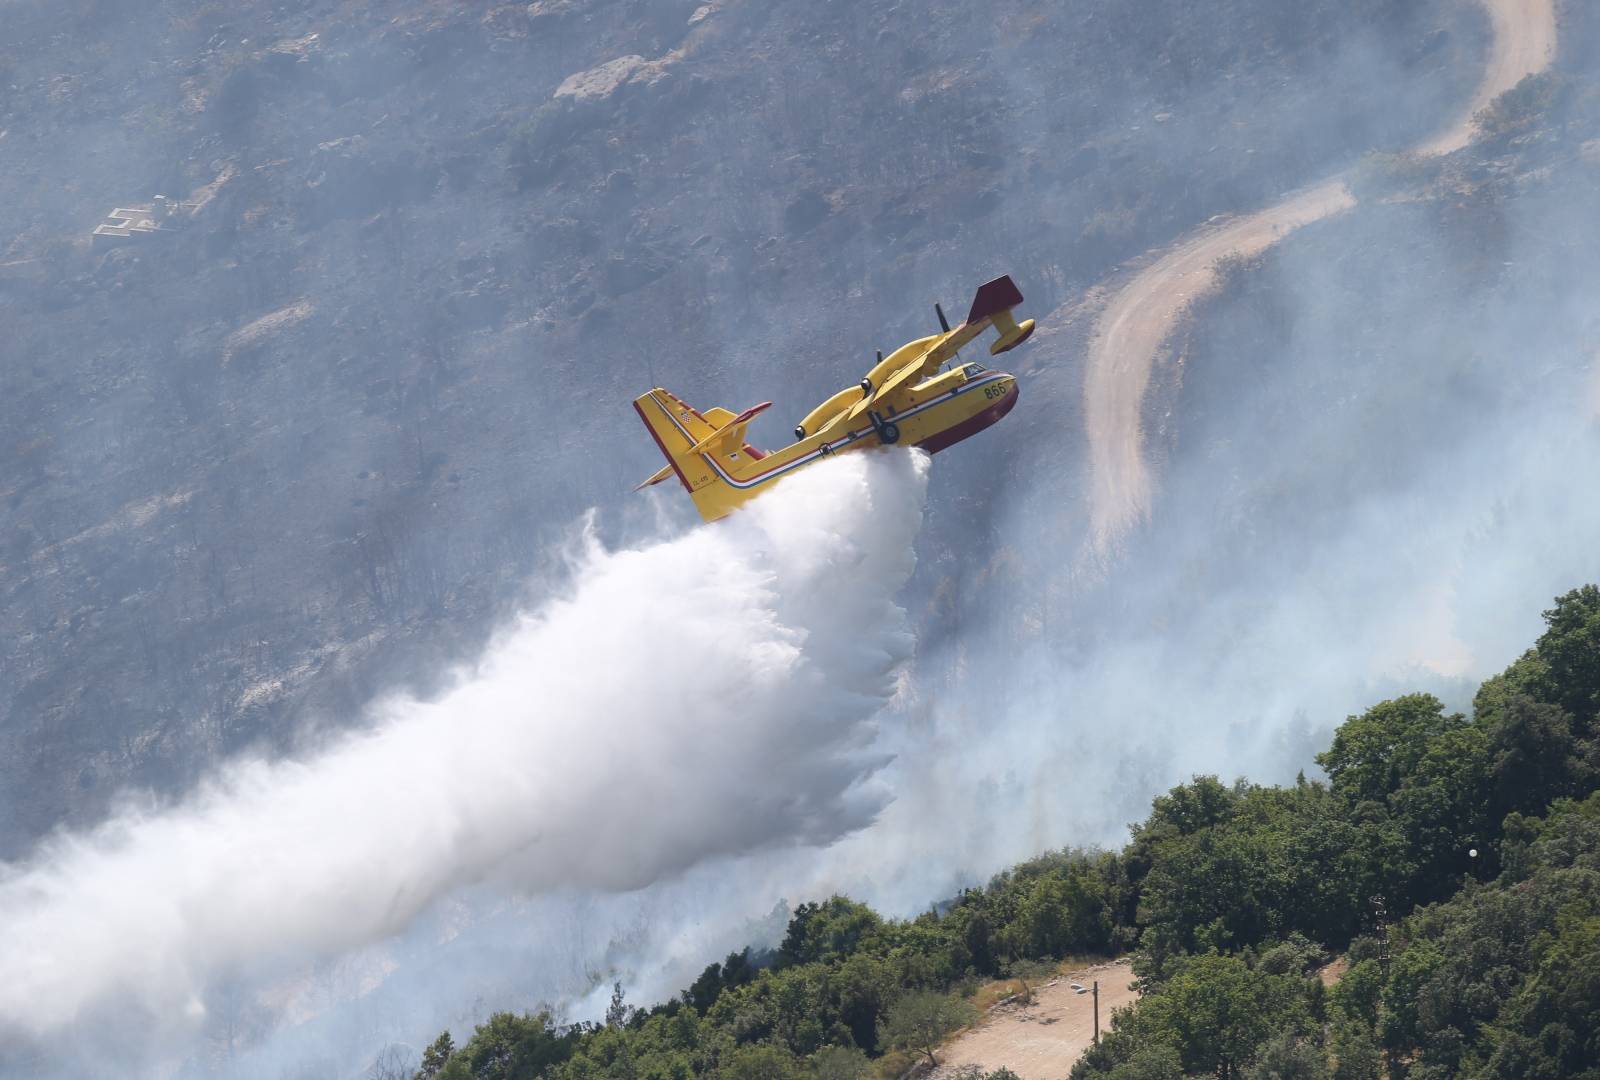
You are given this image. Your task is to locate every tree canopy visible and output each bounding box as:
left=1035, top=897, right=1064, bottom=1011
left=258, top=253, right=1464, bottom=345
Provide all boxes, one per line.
left=413, top=586, right=1600, bottom=1080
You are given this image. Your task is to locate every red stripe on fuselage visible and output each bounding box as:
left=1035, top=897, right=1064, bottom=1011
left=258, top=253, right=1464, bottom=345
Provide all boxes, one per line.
left=634, top=398, right=694, bottom=493
left=915, top=382, right=1018, bottom=454
left=653, top=374, right=1015, bottom=487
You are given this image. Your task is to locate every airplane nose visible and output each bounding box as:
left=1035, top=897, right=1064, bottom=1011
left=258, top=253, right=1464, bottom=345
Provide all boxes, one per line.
left=988, top=374, right=1020, bottom=416
left=982, top=374, right=1020, bottom=430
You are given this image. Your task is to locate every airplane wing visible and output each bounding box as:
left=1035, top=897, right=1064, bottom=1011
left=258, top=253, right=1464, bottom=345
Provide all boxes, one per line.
left=861, top=276, right=1035, bottom=417
left=848, top=338, right=957, bottom=421
left=870, top=355, right=932, bottom=403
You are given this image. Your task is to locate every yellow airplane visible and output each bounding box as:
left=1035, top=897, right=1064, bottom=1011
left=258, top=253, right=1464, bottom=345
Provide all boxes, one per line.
left=634, top=275, right=1036, bottom=522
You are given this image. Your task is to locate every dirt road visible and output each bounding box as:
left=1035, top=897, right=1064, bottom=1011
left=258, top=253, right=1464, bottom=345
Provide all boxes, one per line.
left=1078, top=0, right=1557, bottom=551
left=1417, top=0, right=1558, bottom=157
left=1082, top=180, right=1355, bottom=547
left=930, top=960, right=1139, bottom=1080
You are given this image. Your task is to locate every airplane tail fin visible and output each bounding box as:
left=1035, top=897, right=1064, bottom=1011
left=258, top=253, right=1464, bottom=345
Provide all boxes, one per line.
left=633, top=389, right=771, bottom=521
left=965, top=275, right=1036, bottom=355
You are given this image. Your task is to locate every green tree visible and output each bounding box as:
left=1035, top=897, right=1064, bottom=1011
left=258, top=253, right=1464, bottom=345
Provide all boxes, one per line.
left=713, top=1043, right=803, bottom=1080
left=686, top=960, right=726, bottom=1014
left=954, top=903, right=999, bottom=975
left=416, top=1031, right=454, bottom=1080
left=767, top=966, right=827, bottom=1054
left=1318, top=695, right=1465, bottom=808
left=458, top=1011, right=577, bottom=1080
left=1485, top=694, right=1591, bottom=817
left=686, top=948, right=757, bottom=1014
left=831, top=951, right=894, bottom=1053
left=879, top=990, right=976, bottom=1067
left=1328, top=958, right=1382, bottom=1031
left=1327, top=1022, right=1380, bottom=1080
left=1007, top=868, right=1112, bottom=958
left=1317, top=695, right=1498, bottom=906
left=1132, top=953, right=1309, bottom=1079
left=1142, top=776, right=1239, bottom=837
left=607, top=982, right=632, bottom=1028
left=1534, top=585, right=1600, bottom=726
left=1372, top=793, right=1600, bottom=1075
left=1136, top=782, right=1378, bottom=967
left=808, top=1044, right=869, bottom=1080
left=779, top=897, right=884, bottom=967
left=1071, top=1028, right=1184, bottom=1080
left=1244, top=1032, right=1330, bottom=1079
left=1482, top=901, right=1600, bottom=1078
left=1386, top=723, right=1493, bottom=897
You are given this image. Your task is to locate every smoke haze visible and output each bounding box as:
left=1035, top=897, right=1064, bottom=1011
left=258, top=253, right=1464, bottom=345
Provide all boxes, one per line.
left=4, top=1, right=1600, bottom=1077
left=0, top=451, right=925, bottom=1060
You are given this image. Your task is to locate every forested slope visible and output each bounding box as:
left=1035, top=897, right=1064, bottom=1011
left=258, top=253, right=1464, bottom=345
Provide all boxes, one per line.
left=409, top=586, right=1600, bottom=1080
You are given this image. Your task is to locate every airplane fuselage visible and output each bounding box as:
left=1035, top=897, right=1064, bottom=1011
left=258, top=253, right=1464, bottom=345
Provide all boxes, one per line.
left=633, top=275, right=1035, bottom=522
left=639, top=364, right=1017, bottom=521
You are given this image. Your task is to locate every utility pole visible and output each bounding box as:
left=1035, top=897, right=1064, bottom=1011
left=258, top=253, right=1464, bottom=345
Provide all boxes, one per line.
left=1093, top=981, right=1100, bottom=1045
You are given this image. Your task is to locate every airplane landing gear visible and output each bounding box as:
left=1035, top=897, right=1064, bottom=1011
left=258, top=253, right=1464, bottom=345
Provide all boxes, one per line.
left=867, top=410, right=901, bottom=445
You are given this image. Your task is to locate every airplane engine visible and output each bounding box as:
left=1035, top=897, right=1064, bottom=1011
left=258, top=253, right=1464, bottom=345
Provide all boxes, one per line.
left=796, top=385, right=861, bottom=439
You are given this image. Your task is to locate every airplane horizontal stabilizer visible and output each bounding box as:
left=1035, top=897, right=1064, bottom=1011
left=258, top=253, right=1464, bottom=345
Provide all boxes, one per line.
left=635, top=464, right=674, bottom=490
left=686, top=401, right=773, bottom=455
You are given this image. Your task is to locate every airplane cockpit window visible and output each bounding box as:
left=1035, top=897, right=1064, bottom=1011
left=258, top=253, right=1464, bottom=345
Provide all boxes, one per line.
left=962, top=363, right=987, bottom=378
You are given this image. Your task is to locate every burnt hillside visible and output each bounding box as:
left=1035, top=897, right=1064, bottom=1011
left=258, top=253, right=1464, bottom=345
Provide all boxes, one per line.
left=0, top=0, right=1477, bottom=853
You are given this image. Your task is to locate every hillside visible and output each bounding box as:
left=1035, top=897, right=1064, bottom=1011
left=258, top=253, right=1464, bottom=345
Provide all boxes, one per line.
left=1128, top=0, right=1600, bottom=701
left=1073, top=0, right=1555, bottom=549
left=0, top=0, right=1481, bottom=855
left=400, top=585, right=1600, bottom=1080
left=918, top=0, right=1600, bottom=866
left=5, top=3, right=1598, bottom=1079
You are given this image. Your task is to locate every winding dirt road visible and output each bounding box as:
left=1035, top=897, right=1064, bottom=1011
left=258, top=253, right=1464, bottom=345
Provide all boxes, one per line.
left=1417, top=0, right=1559, bottom=157
left=1080, top=0, right=1557, bottom=551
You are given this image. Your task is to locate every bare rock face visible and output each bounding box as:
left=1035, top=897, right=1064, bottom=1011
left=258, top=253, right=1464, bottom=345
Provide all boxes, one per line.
left=556, top=54, right=652, bottom=101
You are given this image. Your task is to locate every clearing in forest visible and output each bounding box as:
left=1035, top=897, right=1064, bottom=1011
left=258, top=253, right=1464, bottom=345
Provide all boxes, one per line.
left=930, top=959, right=1140, bottom=1080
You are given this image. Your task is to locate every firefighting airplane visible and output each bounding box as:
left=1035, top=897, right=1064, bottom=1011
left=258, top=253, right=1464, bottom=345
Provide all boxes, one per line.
left=633, top=275, right=1036, bottom=522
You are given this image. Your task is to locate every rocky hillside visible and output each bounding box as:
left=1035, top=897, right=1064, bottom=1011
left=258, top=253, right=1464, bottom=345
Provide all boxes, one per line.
left=1139, top=0, right=1600, bottom=692
left=0, top=0, right=1480, bottom=854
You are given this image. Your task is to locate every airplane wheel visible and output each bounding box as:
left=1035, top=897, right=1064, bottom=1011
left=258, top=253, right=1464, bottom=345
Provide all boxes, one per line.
left=879, top=422, right=901, bottom=445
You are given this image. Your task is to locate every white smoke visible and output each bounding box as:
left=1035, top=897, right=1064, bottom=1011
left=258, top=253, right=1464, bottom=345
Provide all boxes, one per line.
left=0, top=450, right=928, bottom=1053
